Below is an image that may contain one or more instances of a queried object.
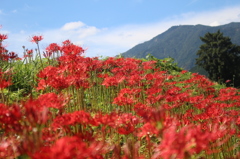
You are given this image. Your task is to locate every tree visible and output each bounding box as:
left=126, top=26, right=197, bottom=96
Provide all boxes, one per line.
left=196, top=30, right=240, bottom=87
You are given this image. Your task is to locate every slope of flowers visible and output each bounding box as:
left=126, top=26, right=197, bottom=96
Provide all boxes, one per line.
left=0, top=33, right=239, bottom=159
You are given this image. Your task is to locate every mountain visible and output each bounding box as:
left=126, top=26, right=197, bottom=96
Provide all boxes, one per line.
left=121, top=22, right=240, bottom=70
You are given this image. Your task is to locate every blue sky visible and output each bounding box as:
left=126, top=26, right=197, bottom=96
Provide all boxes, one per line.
left=1, top=0, right=240, bottom=57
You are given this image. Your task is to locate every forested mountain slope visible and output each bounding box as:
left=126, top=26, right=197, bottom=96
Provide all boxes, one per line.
left=121, top=22, right=240, bottom=70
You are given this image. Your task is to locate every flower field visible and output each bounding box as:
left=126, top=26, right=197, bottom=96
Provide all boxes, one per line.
left=0, top=32, right=239, bottom=158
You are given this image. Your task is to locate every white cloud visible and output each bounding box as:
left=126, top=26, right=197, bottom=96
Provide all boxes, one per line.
left=85, top=6, right=240, bottom=56
left=0, top=29, right=10, bottom=34
left=210, top=21, right=220, bottom=26
left=3, top=6, right=240, bottom=58
left=61, top=21, right=85, bottom=30
left=77, top=26, right=99, bottom=38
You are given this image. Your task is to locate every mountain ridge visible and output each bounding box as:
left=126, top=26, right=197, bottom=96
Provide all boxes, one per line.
left=121, top=22, right=240, bottom=70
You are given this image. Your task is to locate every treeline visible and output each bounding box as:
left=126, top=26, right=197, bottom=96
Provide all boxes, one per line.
left=196, top=30, right=240, bottom=87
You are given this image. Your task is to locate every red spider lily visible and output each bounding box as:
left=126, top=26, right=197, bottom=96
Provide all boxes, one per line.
left=0, top=34, right=8, bottom=41
left=0, top=48, right=9, bottom=61
left=0, top=136, right=20, bottom=158
left=27, top=49, right=33, bottom=55
left=37, top=66, right=70, bottom=90
left=24, top=99, right=50, bottom=125
left=152, top=124, right=219, bottom=159
left=181, top=70, right=188, bottom=74
left=92, top=112, right=115, bottom=126
left=30, top=35, right=43, bottom=44
left=237, top=116, right=240, bottom=125
left=0, top=69, right=12, bottom=89
left=31, top=136, right=108, bottom=159
left=46, top=43, right=61, bottom=53
left=225, top=79, right=231, bottom=83
left=109, top=58, right=142, bottom=78
left=142, top=60, right=157, bottom=70
left=0, top=103, right=22, bottom=133
left=2, top=42, right=240, bottom=158
left=61, top=44, right=84, bottom=56
left=61, top=40, right=84, bottom=56
left=137, top=122, right=159, bottom=138
left=113, top=88, right=142, bottom=106
left=113, top=113, right=140, bottom=134
left=113, top=95, right=135, bottom=106
left=36, top=79, right=48, bottom=90
left=37, top=55, right=98, bottom=90
left=24, top=54, right=32, bottom=58
left=92, top=112, right=141, bottom=135
left=0, top=78, right=11, bottom=89
left=126, top=74, right=144, bottom=86
left=23, top=93, right=68, bottom=125
left=72, top=77, right=90, bottom=89
left=62, top=39, right=71, bottom=45
left=0, top=45, right=8, bottom=54
left=37, top=93, right=68, bottom=109
left=115, top=113, right=140, bottom=135
left=134, top=103, right=166, bottom=123
left=101, top=57, right=119, bottom=69
left=102, top=75, right=124, bottom=87
left=8, top=51, right=18, bottom=59
left=217, top=87, right=238, bottom=101
left=52, top=110, right=94, bottom=130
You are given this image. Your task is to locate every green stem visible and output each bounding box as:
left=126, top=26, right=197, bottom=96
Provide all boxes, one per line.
left=36, top=43, right=43, bottom=68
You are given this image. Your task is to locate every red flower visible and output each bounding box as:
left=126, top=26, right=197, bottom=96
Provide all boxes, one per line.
left=181, top=70, right=188, bottom=74
left=24, top=99, right=49, bottom=125
left=31, top=35, right=43, bottom=44
left=0, top=69, right=12, bottom=89
left=0, top=34, right=8, bottom=41
left=153, top=124, right=209, bottom=159
left=31, top=136, right=107, bottom=159
left=113, top=88, right=141, bottom=106
left=46, top=43, right=61, bottom=53
left=0, top=103, right=22, bottom=133
left=62, top=39, right=71, bottom=45
left=61, top=42, right=84, bottom=56
left=37, top=93, right=68, bottom=109
left=8, top=51, right=18, bottom=59
left=142, top=60, right=156, bottom=70
left=52, top=110, right=93, bottom=130
left=225, top=80, right=231, bottom=83
left=137, top=122, right=159, bottom=137
left=27, top=49, right=33, bottom=55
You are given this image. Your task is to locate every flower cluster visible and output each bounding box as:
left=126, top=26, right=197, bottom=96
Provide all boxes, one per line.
left=0, top=29, right=239, bottom=158
left=0, top=32, right=19, bottom=61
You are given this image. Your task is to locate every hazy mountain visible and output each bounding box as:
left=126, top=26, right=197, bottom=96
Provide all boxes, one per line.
left=121, top=22, right=240, bottom=70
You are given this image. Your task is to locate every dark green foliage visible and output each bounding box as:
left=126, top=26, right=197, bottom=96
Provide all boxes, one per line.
left=189, top=66, right=208, bottom=77
left=121, top=22, right=240, bottom=70
left=143, top=54, right=182, bottom=72
left=6, top=58, right=51, bottom=99
left=196, top=30, right=240, bottom=87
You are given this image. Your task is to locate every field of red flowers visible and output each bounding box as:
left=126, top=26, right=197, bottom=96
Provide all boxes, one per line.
left=0, top=31, right=239, bottom=158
